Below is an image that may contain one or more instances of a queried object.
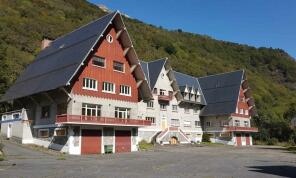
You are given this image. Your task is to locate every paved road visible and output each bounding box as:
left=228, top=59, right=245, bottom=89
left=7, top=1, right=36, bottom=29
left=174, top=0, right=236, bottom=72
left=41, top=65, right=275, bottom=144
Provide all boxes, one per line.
left=0, top=141, right=295, bottom=178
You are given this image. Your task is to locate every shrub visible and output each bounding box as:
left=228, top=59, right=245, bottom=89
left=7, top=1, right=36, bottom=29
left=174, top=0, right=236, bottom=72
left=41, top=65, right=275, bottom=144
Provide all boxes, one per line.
left=267, top=138, right=279, bottom=145
left=202, top=134, right=211, bottom=142
left=138, top=140, right=153, bottom=151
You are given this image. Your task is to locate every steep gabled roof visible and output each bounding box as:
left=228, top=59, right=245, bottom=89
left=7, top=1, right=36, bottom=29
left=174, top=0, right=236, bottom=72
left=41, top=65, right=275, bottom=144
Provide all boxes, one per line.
left=1, top=11, right=152, bottom=102
left=198, top=70, right=244, bottom=116
left=173, top=71, right=207, bottom=105
left=140, top=59, right=166, bottom=89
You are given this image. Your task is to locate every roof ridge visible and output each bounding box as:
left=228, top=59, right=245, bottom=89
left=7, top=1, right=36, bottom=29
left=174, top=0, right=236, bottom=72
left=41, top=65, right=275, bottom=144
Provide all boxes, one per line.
left=146, top=57, right=168, bottom=63
left=51, top=11, right=118, bottom=44
left=198, top=69, right=244, bottom=79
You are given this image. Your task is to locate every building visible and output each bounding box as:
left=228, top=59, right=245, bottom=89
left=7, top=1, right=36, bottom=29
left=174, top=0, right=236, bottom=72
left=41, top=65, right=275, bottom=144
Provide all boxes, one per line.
left=0, top=11, right=258, bottom=155
left=198, top=70, right=258, bottom=146
left=138, top=59, right=205, bottom=144
left=0, top=11, right=153, bottom=155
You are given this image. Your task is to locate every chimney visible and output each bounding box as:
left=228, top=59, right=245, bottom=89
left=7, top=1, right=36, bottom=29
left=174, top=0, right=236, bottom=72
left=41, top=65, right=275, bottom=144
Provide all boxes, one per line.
left=41, top=39, right=52, bottom=49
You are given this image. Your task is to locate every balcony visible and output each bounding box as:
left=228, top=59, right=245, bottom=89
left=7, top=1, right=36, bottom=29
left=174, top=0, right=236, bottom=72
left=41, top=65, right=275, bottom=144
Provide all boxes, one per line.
left=56, top=114, right=152, bottom=127
left=158, top=95, right=172, bottom=102
left=224, top=126, right=258, bottom=132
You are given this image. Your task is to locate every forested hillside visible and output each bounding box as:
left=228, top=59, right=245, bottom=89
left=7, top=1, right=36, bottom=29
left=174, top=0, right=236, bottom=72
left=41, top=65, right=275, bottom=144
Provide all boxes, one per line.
left=0, top=0, right=295, bottom=142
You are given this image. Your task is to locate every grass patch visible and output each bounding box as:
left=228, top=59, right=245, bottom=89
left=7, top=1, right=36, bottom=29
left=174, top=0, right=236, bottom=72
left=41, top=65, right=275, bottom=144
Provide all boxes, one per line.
left=200, top=142, right=224, bottom=146
left=0, top=154, right=5, bottom=161
left=57, top=154, right=66, bottom=160
left=138, top=140, right=154, bottom=151
left=286, top=146, right=296, bottom=154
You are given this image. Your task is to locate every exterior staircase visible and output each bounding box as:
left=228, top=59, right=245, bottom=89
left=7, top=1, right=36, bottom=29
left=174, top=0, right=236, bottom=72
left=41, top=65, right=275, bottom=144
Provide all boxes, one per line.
left=156, top=127, right=191, bottom=144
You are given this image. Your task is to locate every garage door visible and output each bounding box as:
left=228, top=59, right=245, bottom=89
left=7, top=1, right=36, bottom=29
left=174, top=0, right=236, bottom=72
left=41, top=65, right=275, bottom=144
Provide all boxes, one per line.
left=246, top=134, right=250, bottom=145
left=81, top=129, right=101, bottom=154
left=115, top=130, right=131, bottom=153
left=236, top=133, right=242, bottom=146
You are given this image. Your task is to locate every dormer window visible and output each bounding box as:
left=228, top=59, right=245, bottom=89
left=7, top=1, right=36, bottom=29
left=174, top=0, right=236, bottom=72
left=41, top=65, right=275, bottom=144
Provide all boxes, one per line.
left=160, top=89, right=165, bottom=96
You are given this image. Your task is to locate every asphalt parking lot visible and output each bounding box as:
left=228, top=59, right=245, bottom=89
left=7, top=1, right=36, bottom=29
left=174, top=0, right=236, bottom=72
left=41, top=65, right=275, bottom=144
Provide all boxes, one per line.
left=0, top=141, right=295, bottom=178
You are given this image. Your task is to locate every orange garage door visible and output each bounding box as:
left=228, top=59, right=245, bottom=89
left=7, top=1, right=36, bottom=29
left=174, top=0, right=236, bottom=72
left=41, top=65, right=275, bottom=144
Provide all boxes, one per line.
left=236, top=133, right=242, bottom=146
left=115, top=130, right=131, bottom=153
left=81, top=129, right=101, bottom=154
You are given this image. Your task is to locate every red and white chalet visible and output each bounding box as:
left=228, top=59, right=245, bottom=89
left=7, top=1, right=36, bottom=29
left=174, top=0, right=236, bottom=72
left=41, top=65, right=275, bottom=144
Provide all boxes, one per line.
left=0, top=11, right=258, bottom=155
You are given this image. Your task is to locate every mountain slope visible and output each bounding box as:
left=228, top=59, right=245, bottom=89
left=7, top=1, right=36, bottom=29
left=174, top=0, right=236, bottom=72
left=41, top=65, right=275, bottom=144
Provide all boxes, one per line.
left=0, top=0, right=295, bottom=141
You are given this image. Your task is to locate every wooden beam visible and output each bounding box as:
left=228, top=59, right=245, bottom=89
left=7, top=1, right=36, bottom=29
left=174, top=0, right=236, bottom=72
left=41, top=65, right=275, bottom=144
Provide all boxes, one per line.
left=123, top=47, right=131, bottom=56
left=116, top=28, right=125, bottom=39
left=43, top=92, right=55, bottom=104
left=29, top=96, right=39, bottom=106
left=130, top=64, right=138, bottom=73
left=60, top=88, right=72, bottom=100
left=136, top=80, right=143, bottom=88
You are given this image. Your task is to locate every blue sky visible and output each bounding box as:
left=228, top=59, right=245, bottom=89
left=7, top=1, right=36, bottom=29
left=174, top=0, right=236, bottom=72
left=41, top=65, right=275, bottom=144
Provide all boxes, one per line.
left=89, top=0, right=296, bottom=58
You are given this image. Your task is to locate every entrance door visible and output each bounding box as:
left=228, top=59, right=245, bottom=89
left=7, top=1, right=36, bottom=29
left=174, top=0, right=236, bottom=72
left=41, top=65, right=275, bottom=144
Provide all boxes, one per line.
left=161, top=117, right=167, bottom=130
left=115, top=130, right=131, bottom=153
left=81, top=129, right=101, bottom=154
left=170, top=137, right=178, bottom=144
left=246, top=134, right=250, bottom=145
left=7, top=124, right=12, bottom=139
left=236, top=133, right=242, bottom=146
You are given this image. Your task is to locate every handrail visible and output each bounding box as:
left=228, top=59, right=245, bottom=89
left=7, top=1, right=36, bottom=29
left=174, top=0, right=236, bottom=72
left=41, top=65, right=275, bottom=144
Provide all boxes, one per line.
left=56, top=114, right=151, bottom=126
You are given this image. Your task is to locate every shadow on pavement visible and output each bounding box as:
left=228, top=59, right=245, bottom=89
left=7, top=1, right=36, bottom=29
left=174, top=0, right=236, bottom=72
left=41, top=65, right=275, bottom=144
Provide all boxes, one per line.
left=248, top=165, right=296, bottom=178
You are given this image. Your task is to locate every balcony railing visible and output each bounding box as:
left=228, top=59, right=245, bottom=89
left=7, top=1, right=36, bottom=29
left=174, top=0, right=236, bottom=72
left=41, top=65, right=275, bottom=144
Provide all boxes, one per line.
left=224, top=126, right=258, bottom=132
left=158, top=95, right=172, bottom=101
left=56, top=114, right=152, bottom=126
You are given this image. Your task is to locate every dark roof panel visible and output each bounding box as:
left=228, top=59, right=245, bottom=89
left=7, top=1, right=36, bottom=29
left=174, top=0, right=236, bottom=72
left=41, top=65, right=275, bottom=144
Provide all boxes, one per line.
left=198, top=70, right=244, bottom=116
left=1, top=12, right=117, bottom=101
left=147, top=59, right=166, bottom=89
left=173, top=71, right=207, bottom=105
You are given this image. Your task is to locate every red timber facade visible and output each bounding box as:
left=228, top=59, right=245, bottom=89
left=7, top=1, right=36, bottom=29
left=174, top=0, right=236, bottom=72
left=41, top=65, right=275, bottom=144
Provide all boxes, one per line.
left=72, top=26, right=138, bottom=102
left=58, top=12, right=153, bottom=155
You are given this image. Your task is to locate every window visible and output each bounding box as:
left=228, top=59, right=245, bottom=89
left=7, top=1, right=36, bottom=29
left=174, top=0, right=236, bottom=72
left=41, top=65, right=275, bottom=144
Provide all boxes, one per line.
left=221, top=120, right=229, bottom=126
left=113, top=61, right=124, bottom=72
left=239, top=109, right=244, bottom=114
left=153, top=88, right=157, bottom=94
left=41, top=106, right=50, bottom=118
left=245, top=110, right=249, bottom=116
left=83, top=78, right=97, bottom=91
left=106, top=34, right=113, bottom=43
left=160, top=89, right=165, bottom=96
left=147, top=101, right=154, bottom=108
left=145, top=117, right=156, bottom=124
left=55, top=128, right=66, bottom=136
left=115, top=107, right=130, bottom=119
left=92, top=56, right=105, bottom=67
left=195, top=121, right=201, bottom=127
left=1, top=115, right=7, bottom=121
left=171, top=119, right=180, bottom=127
left=82, top=103, right=101, bottom=117
left=184, top=121, right=191, bottom=127
left=120, top=85, right=131, bottom=96
left=244, top=121, right=249, bottom=127
left=184, top=107, right=190, bottom=114
left=172, top=105, right=178, bottom=112
left=102, top=82, right=115, bottom=93
left=38, top=129, right=49, bottom=138
left=206, top=121, right=211, bottom=127
left=193, top=108, right=199, bottom=114
left=160, top=104, right=167, bottom=110
left=234, top=120, right=240, bottom=126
